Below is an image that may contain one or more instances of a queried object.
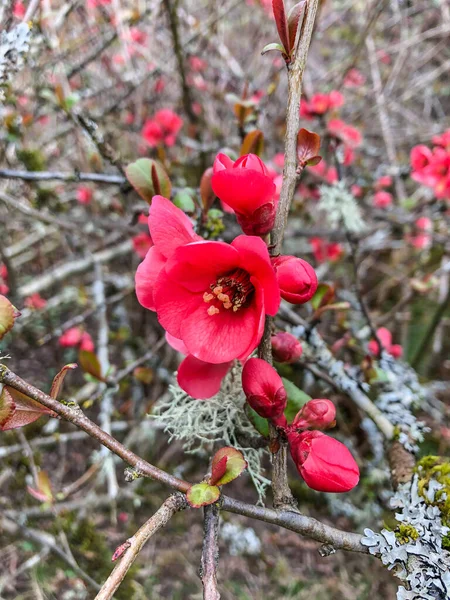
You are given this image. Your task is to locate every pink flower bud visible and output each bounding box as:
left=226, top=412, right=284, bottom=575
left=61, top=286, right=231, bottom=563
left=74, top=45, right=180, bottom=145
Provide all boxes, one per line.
left=373, top=191, right=393, bottom=209
left=242, top=358, right=287, bottom=420
left=288, top=430, right=359, bottom=493
left=272, top=256, right=318, bottom=304
left=271, top=332, right=303, bottom=364
left=293, top=399, right=336, bottom=430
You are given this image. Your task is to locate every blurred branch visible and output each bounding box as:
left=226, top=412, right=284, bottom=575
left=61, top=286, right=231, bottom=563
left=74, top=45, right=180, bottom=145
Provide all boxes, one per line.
left=200, top=503, right=221, bottom=600
left=17, top=240, right=133, bottom=297
left=0, top=168, right=126, bottom=184
left=94, top=494, right=187, bottom=600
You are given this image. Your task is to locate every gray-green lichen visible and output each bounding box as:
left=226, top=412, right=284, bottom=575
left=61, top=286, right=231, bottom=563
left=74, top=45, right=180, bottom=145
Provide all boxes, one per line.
left=152, top=363, right=270, bottom=502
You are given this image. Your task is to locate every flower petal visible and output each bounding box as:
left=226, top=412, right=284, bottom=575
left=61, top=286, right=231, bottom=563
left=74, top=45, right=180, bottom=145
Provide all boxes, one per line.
left=154, top=270, right=201, bottom=338
left=149, top=195, right=200, bottom=258
left=211, top=169, right=276, bottom=215
left=181, top=284, right=264, bottom=364
left=177, top=355, right=232, bottom=399
left=135, top=246, right=167, bottom=311
left=165, top=241, right=239, bottom=292
left=232, top=235, right=280, bottom=315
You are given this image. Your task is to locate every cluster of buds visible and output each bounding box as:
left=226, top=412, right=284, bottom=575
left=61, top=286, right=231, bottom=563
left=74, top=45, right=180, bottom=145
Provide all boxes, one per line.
left=241, top=358, right=359, bottom=493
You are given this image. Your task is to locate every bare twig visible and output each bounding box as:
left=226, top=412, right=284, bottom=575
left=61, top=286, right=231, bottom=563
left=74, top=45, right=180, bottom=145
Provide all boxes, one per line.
left=0, top=168, right=126, bottom=184
left=200, top=503, right=221, bottom=600
left=94, top=494, right=187, bottom=600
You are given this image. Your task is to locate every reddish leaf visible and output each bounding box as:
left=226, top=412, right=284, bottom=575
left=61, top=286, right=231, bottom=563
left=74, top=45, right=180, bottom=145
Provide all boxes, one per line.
left=0, top=295, right=18, bottom=341
left=112, top=540, right=132, bottom=562
left=240, top=130, right=264, bottom=157
left=200, top=167, right=214, bottom=211
left=287, top=1, right=306, bottom=55
left=27, top=471, right=53, bottom=503
left=297, top=128, right=321, bottom=166
left=209, top=455, right=228, bottom=486
left=78, top=350, right=104, bottom=381
left=133, top=366, right=153, bottom=385
left=0, top=387, right=55, bottom=431
left=210, top=447, right=247, bottom=486
left=49, top=363, right=77, bottom=400
left=272, top=0, right=290, bottom=55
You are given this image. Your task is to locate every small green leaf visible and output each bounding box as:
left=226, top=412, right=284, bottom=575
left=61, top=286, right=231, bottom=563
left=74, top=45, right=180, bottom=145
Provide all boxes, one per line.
left=173, top=190, right=196, bottom=213
left=311, top=283, right=335, bottom=310
left=246, top=405, right=270, bottom=437
left=210, top=447, right=247, bottom=486
left=261, top=42, right=286, bottom=56
left=282, top=378, right=311, bottom=423
left=125, top=158, right=171, bottom=204
left=186, top=483, right=220, bottom=508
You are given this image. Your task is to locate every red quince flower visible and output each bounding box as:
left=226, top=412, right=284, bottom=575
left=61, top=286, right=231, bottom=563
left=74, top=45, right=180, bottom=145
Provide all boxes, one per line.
left=272, top=255, right=318, bottom=304
left=368, top=327, right=402, bottom=359
left=242, top=358, right=287, bottom=421
left=13, top=0, right=25, bottom=18
left=293, top=399, right=336, bottom=431
left=154, top=236, right=280, bottom=363
left=310, top=238, right=343, bottom=263
left=24, top=293, right=47, bottom=310
left=271, top=332, right=302, bottom=364
left=328, top=119, right=362, bottom=148
left=166, top=332, right=232, bottom=399
left=80, top=332, right=95, bottom=352
left=375, top=175, right=393, bottom=189
left=373, top=191, right=393, bottom=208
left=132, top=232, right=153, bottom=259
left=135, top=196, right=279, bottom=363
left=59, top=327, right=84, bottom=347
left=343, top=68, right=366, bottom=88
left=288, top=430, right=359, bottom=493
left=142, top=109, right=183, bottom=148
left=211, top=153, right=277, bottom=236
left=76, top=186, right=93, bottom=205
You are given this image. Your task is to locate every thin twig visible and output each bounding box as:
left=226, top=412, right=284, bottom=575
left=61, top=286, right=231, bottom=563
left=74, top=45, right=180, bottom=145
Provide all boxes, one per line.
left=94, top=494, right=187, bottom=600
left=200, top=503, right=221, bottom=600
left=0, top=168, right=126, bottom=184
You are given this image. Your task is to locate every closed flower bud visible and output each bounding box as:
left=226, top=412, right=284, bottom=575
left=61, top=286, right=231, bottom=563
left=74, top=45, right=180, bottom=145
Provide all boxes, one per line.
left=242, top=358, right=287, bottom=420
left=272, top=255, right=318, bottom=304
left=211, top=153, right=277, bottom=236
left=288, top=430, right=359, bottom=493
left=293, top=399, right=336, bottom=430
left=271, top=332, right=303, bottom=364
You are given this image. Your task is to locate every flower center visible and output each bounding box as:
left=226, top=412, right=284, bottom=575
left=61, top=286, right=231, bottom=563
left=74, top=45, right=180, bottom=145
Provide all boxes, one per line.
left=203, top=269, right=254, bottom=316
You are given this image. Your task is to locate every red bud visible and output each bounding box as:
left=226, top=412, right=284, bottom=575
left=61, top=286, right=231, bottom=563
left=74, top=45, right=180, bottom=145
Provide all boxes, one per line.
left=271, top=332, right=303, bottom=364
left=293, top=399, right=336, bottom=430
left=288, top=430, right=359, bottom=493
left=242, top=358, right=287, bottom=420
left=272, top=255, right=318, bottom=304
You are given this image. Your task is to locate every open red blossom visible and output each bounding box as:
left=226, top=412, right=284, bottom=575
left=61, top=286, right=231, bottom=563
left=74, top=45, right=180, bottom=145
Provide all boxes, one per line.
left=24, top=293, right=47, bottom=310
left=211, top=153, right=277, bottom=235
left=242, top=358, right=287, bottom=420
left=310, top=238, right=343, bottom=263
left=271, top=332, right=302, bottom=363
left=76, top=186, right=93, bottom=205
left=373, top=190, right=393, bottom=209
left=327, top=119, right=362, bottom=148
left=293, top=399, right=336, bottom=431
left=135, top=196, right=201, bottom=312
left=132, top=232, right=153, bottom=259
left=272, top=255, right=318, bottom=304
left=142, top=109, right=183, bottom=148
left=288, top=430, right=359, bottom=493
left=166, top=333, right=232, bottom=400
left=153, top=235, right=280, bottom=364
left=368, top=327, right=402, bottom=359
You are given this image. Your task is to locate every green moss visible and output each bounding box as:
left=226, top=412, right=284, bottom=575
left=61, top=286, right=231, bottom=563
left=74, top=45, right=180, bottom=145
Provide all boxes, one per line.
left=395, top=523, right=419, bottom=545
left=443, top=533, right=450, bottom=551
left=416, top=455, right=450, bottom=528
